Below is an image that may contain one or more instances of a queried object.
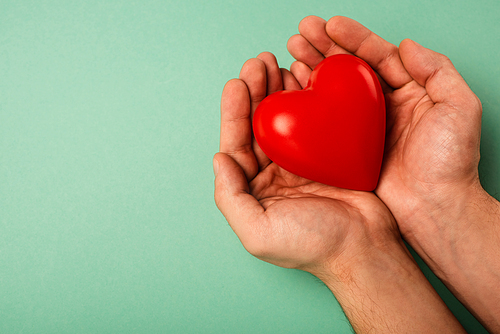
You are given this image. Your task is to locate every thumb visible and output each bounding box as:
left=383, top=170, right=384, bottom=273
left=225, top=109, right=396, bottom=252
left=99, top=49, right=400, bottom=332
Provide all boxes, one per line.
left=399, top=39, right=482, bottom=113
left=213, top=152, right=265, bottom=245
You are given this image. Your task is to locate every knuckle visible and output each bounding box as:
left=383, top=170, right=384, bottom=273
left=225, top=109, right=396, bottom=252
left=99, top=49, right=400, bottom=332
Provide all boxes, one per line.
left=251, top=93, right=267, bottom=104
left=438, top=53, right=451, bottom=63
left=472, top=94, right=483, bottom=115
left=242, top=238, right=269, bottom=258
left=227, top=144, right=253, bottom=157
left=433, top=52, right=452, bottom=68
left=377, top=47, right=398, bottom=70
left=475, top=95, right=483, bottom=111
left=239, top=226, right=271, bottom=258
left=213, top=186, right=225, bottom=212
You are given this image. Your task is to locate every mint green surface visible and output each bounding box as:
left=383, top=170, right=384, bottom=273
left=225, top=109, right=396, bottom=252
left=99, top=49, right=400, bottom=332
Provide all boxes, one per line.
left=1, top=1, right=498, bottom=333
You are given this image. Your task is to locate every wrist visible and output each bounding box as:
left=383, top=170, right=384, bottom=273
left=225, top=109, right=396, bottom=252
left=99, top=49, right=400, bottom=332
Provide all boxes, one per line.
left=398, top=182, right=500, bottom=332
left=399, top=181, right=499, bottom=275
left=314, top=238, right=465, bottom=333
left=320, top=237, right=421, bottom=297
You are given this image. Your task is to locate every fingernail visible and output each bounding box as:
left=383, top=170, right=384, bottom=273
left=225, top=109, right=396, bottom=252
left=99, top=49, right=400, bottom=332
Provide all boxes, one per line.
left=412, top=40, right=422, bottom=47
left=213, top=158, right=219, bottom=177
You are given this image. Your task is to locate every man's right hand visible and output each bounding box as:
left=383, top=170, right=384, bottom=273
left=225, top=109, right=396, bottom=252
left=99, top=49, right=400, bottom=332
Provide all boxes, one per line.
left=287, top=15, right=500, bottom=332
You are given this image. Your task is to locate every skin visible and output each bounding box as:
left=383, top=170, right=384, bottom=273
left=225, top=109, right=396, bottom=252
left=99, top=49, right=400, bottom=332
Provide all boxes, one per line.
left=287, top=16, right=500, bottom=332
left=214, top=51, right=465, bottom=332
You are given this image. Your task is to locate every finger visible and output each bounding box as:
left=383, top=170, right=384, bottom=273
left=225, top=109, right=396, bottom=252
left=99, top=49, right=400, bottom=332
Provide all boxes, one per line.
left=298, top=15, right=352, bottom=59
left=290, top=61, right=312, bottom=88
left=214, top=153, right=267, bottom=254
left=257, top=52, right=283, bottom=95
left=287, top=34, right=324, bottom=70
left=239, top=58, right=267, bottom=115
left=325, top=16, right=412, bottom=89
left=399, top=39, right=482, bottom=113
left=280, top=68, right=302, bottom=91
left=220, top=79, right=259, bottom=180
left=291, top=17, right=391, bottom=93
left=239, top=58, right=272, bottom=172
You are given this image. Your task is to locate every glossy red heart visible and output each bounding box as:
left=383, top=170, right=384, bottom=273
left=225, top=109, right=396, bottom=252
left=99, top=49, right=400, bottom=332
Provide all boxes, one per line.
left=253, top=54, right=385, bottom=191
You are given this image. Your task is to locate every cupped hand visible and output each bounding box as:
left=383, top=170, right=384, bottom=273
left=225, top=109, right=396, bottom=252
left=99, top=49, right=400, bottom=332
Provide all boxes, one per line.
left=214, top=52, right=401, bottom=276
left=287, top=16, right=483, bottom=239
left=213, top=52, right=469, bottom=333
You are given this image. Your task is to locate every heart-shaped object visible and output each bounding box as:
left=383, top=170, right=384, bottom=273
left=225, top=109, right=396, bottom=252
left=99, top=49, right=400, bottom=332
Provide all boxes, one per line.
left=253, top=54, right=385, bottom=191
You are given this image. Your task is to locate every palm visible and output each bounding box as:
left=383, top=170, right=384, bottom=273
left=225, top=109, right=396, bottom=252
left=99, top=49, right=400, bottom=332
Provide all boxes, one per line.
left=385, top=87, right=447, bottom=184
left=377, top=78, right=481, bottom=222
left=228, top=160, right=394, bottom=271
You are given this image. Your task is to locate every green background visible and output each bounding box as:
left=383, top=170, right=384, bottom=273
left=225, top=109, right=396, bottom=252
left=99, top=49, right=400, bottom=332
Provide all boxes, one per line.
left=1, top=0, right=498, bottom=333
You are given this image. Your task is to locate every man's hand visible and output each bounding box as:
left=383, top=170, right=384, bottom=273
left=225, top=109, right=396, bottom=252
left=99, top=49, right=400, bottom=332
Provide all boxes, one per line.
left=214, top=51, right=465, bottom=333
left=287, top=16, right=482, bottom=228
left=215, top=52, right=395, bottom=272
left=287, top=15, right=500, bottom=332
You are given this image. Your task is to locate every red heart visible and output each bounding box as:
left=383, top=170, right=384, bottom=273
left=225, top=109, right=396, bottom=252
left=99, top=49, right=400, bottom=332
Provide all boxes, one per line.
left=253, top=54, right=385, bottom=191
